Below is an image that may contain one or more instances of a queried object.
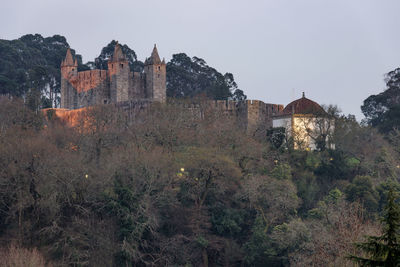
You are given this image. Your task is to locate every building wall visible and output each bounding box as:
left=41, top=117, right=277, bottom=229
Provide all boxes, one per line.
left=293, top=116, right=315, bottom=150
left=60, top=65, right=77, bottom=109
left=247, top=100, right=284, bottom=133
left=61, top=69, right=109, bottom=109
left=272, top=116, right=291, bottom=129
left=61, top=64, right=154, bottom=110
left=272, top=115, right=335, bottom=150
left=52, top=98, right=286, bottom=135
left=130, top=72, right=146, bottom=99
left=144, top=63, right=166, bottom=102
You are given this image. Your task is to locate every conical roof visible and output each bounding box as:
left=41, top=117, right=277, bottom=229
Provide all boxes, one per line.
left=111, top=42, right=127, bottom=62
left=145, top=44, right=162, bottom=65
left=62, top=48, right=75, bottom=66
left=280, top=93, right=326, bottom=116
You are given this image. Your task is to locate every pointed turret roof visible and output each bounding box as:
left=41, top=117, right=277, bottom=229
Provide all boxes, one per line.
left=145, top=44, right=162, bottom=65
left=62, top=48, right=75, bottom=66
left=111, top=42, right=127, bottom=62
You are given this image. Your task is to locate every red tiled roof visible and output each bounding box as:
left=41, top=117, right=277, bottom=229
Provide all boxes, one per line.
left=280, top=94, right=326, bottom=116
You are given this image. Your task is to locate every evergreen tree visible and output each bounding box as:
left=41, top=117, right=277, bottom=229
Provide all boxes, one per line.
left=362, top=68, right=400, bottom=133
left=349, top=188, right=400, bottom=266
left=94, top=40, right=144, bottom=72
left=166, top=53, right=246, bottom=100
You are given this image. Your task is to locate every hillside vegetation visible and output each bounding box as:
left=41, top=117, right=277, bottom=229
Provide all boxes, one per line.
left=0, top=96, right=400, bottom=266
left=2, top=33, right=400, bottom=266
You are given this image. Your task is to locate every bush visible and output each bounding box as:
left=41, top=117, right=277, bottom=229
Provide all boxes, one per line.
left=0, top=244, right=51, bottom=267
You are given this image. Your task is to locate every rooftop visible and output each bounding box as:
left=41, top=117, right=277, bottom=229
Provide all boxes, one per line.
left=279, top=92, right=326, bottom=116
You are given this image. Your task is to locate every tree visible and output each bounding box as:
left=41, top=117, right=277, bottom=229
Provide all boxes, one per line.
left=0, top=34, right=81, bottom=107
left=294, top=105, right=337, bottom=151
left=266, top=127, right=286, bottom=149
left=345, top=176, right=379, bottom=213
left=291, top=192, right=378, bottom=267
left=166, top=53, right=246, bottom=100
left=349, top=188, right=400, bottom=266
left=362, top=68, right=400, bottom=133
left=93, top=40, right=144, bottom=72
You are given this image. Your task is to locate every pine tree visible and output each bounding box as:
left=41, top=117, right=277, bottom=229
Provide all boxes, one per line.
left=349, top=188, right=400, bottom=266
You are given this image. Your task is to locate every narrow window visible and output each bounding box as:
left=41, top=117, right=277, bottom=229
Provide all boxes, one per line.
left=120, top=64, right=123, bottom=68
left=158, top=66, right=161, bottom=71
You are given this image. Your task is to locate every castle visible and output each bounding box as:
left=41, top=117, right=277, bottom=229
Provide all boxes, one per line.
left=56, top=42, right=332, bottom=149
left=59, top=43, right=285, bottom=132
left=61, top=43, right=166, bottom=109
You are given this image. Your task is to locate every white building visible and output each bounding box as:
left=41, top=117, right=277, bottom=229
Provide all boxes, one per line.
left=272, top=93, right=334, bottom=150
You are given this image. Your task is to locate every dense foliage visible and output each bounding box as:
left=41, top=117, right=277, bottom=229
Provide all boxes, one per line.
left=0, top=97, right=399, bottom=266
left=362, top=68, right=400, bottom=133
left=349, top=188, right=400, bottom=266
left=166, top=53, right=246, bottom=100
left=92, top=40, right=144, bottom=73
left=0, top=34, right=85, bottom=108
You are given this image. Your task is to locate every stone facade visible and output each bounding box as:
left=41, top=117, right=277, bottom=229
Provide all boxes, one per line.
left=199, top=99, right=283, bottom=131
left=60, top=43, right=166, bottom=109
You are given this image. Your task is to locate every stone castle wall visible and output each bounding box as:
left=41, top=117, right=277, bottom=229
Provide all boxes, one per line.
left=51, top=98, right=284, bottom=135
left=61, top=67, right=149, bottom=110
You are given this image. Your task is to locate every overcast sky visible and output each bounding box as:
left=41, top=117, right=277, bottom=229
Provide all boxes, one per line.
left=2, top=0, right=400, bottom=119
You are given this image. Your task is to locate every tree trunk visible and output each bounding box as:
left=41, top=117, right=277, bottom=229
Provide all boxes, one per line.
left=18, top=204, right=22, bottom=245
left=202, top=248, right=208, bottom=267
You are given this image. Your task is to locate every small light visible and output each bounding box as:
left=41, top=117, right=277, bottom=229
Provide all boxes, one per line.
left=85, top=174, right=89, bottom=179
left=329, top=158, right=334, bottom=161
left=180, top=168, right=185, bottom=172
left=397, top=165, right=400, bottom=169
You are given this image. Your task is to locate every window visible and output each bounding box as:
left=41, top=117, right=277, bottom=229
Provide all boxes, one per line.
left=120, top=64, right=123, bottom=68
left=158, top=66, right=160, bottom=71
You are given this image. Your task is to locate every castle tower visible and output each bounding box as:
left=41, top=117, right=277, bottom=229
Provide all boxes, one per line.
left=60, top=48, right=78, bottom=109
left=108, top=42, right=130, bottom=103
left=144, top=44, right=166, bottom=102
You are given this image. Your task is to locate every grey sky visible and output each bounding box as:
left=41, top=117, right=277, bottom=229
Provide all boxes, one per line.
left=2, top=0, right=400, bottom=119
